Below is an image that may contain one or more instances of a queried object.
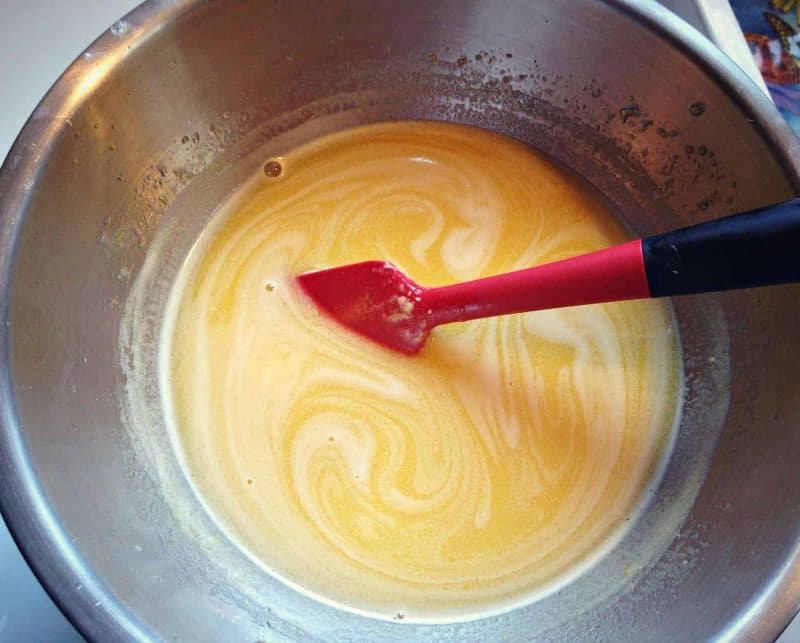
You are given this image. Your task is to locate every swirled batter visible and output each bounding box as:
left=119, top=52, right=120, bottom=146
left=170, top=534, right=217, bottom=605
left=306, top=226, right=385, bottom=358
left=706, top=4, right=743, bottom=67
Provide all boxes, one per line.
left=164, top=121, right=680, bottom=621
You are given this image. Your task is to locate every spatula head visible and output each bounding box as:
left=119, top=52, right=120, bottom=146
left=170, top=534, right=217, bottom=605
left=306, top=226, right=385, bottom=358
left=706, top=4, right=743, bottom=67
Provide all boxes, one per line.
left=297, top=261, right=432, bottom=354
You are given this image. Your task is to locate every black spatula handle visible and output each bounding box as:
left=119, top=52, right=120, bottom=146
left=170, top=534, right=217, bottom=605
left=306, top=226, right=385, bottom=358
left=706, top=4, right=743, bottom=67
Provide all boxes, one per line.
left=642, top=198, right=800, bottom=298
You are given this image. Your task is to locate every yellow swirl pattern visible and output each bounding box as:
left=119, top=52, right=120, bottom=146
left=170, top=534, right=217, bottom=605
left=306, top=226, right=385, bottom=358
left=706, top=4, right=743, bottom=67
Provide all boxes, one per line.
left=165, top=122, right=680, bottom=620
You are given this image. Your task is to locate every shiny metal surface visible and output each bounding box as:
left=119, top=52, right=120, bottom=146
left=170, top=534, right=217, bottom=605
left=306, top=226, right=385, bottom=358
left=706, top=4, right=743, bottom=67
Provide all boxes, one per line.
left=0, top=1, right=799, bottom=641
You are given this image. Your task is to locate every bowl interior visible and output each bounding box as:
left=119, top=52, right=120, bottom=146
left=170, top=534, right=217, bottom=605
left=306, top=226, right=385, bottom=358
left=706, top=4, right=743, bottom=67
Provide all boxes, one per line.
left=1, top=1, right=799, bottom=641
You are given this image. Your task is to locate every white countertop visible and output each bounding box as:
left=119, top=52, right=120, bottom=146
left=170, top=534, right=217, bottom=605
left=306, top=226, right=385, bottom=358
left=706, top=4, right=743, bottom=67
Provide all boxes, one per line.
left=0, top=1, right=797, bottom=641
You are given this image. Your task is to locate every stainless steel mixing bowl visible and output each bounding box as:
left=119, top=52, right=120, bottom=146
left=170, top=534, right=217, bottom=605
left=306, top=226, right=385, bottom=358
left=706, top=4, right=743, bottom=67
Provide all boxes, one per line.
left=1, top=0, right=799, bottom=640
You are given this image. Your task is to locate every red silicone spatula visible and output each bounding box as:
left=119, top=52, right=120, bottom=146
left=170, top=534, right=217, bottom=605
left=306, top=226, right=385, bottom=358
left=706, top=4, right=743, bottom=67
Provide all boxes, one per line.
left=297, top=199, right=800, bottom=354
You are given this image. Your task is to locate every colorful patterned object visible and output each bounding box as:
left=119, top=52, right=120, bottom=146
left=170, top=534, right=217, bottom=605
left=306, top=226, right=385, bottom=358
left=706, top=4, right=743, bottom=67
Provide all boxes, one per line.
left=732, top=0, right=800, bottom=132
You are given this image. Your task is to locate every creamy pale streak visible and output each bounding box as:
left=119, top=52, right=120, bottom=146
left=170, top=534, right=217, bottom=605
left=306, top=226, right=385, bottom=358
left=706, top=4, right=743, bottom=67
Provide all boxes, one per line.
left=164, top=122, right=680, bottom=620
